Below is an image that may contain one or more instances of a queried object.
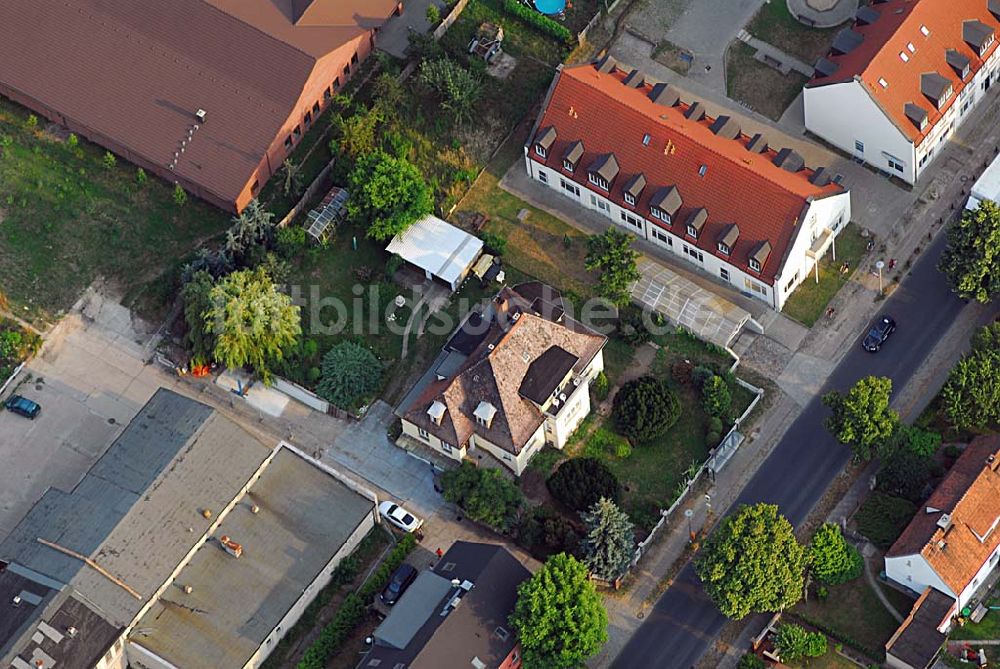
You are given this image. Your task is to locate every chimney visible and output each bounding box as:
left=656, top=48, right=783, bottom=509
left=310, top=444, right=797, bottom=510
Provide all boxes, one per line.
left=66, top=626, right=78, bottom=638
left=219, top=535, right=243, bottom=558
left=195, top=109, right=207, bottom=123
left=494, top=294, right=509, bottom=325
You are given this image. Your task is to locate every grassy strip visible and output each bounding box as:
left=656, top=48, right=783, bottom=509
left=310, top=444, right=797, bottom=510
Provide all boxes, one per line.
left=297, top=534, right=417, bottom=669
left=786, top=611, right=883, bottom=662
left=501, top=0, right=573, bottom=42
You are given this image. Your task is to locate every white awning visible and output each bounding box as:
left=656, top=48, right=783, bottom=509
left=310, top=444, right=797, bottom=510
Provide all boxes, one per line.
left=386, top=215, right=484, bottom=289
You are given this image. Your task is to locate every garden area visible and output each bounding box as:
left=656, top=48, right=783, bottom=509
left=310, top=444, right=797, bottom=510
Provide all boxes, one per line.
left=725, top=41, right=807, bottom=121
left=951, top=593, right=1000, bottom=641
left=0, top=318, right=39, bottom=381
left=0, top=97, right=230, bottom=324
left=744, top=0, right=845, bottom=64
left=781, top=223, right=870, bottom=326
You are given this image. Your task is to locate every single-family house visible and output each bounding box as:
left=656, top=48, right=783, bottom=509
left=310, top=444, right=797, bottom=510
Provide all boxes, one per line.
left=804, top=0, right=1000, bottom=185
left=524, top=58, right=852, bottom=311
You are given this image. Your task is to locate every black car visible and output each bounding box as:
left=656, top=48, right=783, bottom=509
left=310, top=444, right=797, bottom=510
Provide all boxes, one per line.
left=380, top=563, right=418, bottom=605
left=4, top=395, right=40, bottom=419
left=862, top=315, right=896, bottom=352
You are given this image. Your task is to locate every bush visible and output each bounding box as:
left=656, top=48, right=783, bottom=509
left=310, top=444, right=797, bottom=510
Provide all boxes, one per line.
left=547, top=457, right=620, bottom=511
left=385, top=253, right=404, bottom=279
left=501, top=0, right=573, bottom=41
left=706, top=416, right=724, bottom=445
left=876, top=448, right=933, bottom=503
left=316, top=342, right=383, bottom=410
left=441, top=462, right=524, bottom=534
left=672, top=361, right=694, bottom=386
left=855, top=491, right=916, bottom=550
left=173, top=184, right=188, bottom=207
left=136, top=167, right=148, bottom=186
left=517, top=507, right=581, bottom=556
left=617, top=304, right=653, bottom=346
left=612, top=376, right=681, bottom=444
left=102, top=151, right=117, bottom=170
left=808, top=523, right=863, bottom=585
left=25, top=114, right=38, bottom=129
left=774, top=623, right=827, bottom=661
left=896, top=424, right=942, bottom=457
left=592, top=371, right=609, bottom=401
left=426, top=3, right=441, bottom=23
left=738, top=654, right=766, bottom=669
left=276, top=226, right=307, bottom=258
left=481, top=230, right=508, bottom=255
left=702, top=375, right=732, bottom=418
left=691, top=365, right=715, bottom=389
left=66, top=133, right=78, bottom=148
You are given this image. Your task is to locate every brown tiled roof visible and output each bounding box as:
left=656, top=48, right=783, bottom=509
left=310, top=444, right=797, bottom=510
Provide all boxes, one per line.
left=0, top=0, right=395, bottom=208
left=807, top=0, right=1000, bottom=145
left=885, top=587, right=951, bottom=668
left=530, top=63, right=845, bottom=284
left=887, top=434, right=1000, bottom=594
left=403, top=288, right=606, bottom=455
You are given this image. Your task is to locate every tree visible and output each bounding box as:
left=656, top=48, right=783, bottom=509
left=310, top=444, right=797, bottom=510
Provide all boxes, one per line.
left=895, top=424, right=942, bottom=458
left=581, top=497, right=635, bottom=581
left=332, top=106, right=384, bottom=160
left=441, top=462, right=524, bottom=534
left=941, top=322, right=1000, bottom=430
left=939, top=199, right=1000, bottom=303
left=808, top=523, right=863, bottom=585
left=205, top=268, right=301, bottom=382
left=347, top=150, right=433, bottom=240
left=316, top=341, right=383, bottom=410
left=281, top=159, right=304, bottom=197
left=822, top=376, right=899, bottom=461
left=695, top=503, right=805, bottom=619
left=585, top=229, right=640, bottom=306
left=225, top=199, right=276, bottom=264
left=702, top=375, right=732, bottom=418
left=418, top=58, right=482, bottom=125
left=181, top=270, right=217, bottom=365
left=547, top=457, right=620, bottom=511
left=737, top=654, right=767, bottom=669
left=774, top=623, right=827, bottom=662
left=612, top=375, right=681, bottom=444
left=173, top=183, right=188, bottom=207
left=877, top=448, right=933, bottom=503
left=510, top=553, right=608, bottom=669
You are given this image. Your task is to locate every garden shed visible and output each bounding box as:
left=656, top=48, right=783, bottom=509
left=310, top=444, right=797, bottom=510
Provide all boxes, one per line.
left=386, top=215, right=484, bottom=291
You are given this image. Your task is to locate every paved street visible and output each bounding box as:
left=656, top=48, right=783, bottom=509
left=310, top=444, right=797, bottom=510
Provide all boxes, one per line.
left=611, top=225, right=996, bottom=668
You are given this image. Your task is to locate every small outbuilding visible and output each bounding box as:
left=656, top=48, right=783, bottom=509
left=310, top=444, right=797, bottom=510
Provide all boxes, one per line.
left=386, top=215, right=484, bottom=291
left=967, top=151, right=1000, bottom=210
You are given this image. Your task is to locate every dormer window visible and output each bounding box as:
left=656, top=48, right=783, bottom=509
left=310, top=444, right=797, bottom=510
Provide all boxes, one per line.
left=624, top=192, right=636, bottom=206
left=589, top=173, right=610, bottom=190
left=535, top=145, right=547, bottom=158
left=649, top=186, right=682, bottom=223
left=964, top=19, right=996, bottom=57
left=427, top=400, right=446, bottom=426
left=622, top=173, right=645, bottom=208
left=748, top=258, right=761, bottom=272
left=650, top=207, right=670, bottom=223
left=717, top=223, right=739, bottom=256
left=587, top=153, right=619, bottom=192
left=534, top=126, right=557, bottom=160
left=563, top=159, right=575, bottom=172
left=748, top=240, right=771, bottom=273
left=717, top=242, right=730, bottom=255
left=562, top=140, right=584, bottom=173
left=686, top=224, right=698, bottom=239
left=474, top=401, right=497, bottom=429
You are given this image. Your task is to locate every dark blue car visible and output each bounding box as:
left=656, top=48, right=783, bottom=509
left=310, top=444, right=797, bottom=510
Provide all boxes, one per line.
left=4, top=395, right=40, bottom=419
left=862, top=315, right=896, bottom=352
left=379, top=563, right=418, bottom=605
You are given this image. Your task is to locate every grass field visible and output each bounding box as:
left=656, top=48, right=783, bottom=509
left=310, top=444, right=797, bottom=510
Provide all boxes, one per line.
left=725, top=41, right=807, bottom=121
left=782, top=223, right=869, bottom=326
left=0, top=97, right=229, bottom=324
left=744, top=0, right=844, bottom=63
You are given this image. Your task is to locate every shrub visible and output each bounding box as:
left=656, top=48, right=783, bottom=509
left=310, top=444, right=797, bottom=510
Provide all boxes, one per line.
left=612, top=376, right=681, bottom=444
left=317, top=342, right=383, bottom=410
left=136, top=167, right=148, bottom=186
left=774, top=623, right=827, bottom=661
left=441, top=462, right=524, bottom=534
left=896, top=424, right=942, bottom=457
left=691, top=364, right=715, bottom=389
left=671, top=361, right=694, bottom=386
left=501, top=0, right=572, bottom=41
left=617, top=304, right=652, bottom=346
left=855, top=491, right=916, bottom=550
left=67, top=133, right=78, bottom=148
left=738, top=654, right=766, bottom=669
left=426, top=3, right=441, bottom=24
left=173, top=184, right=188, bottom=206
left=276, top=225, right=307, bottom=258
left=808, top=523, right=863, bottom=585
left=25, top=114, right=38, bottom=129
left=706, top=415, right=724, bottom=445
left=702, top=375, right=732, bottom=418
left=547, top=458, right=620, bottom=511
left=481, top=230, right=508, bottom=255
left=592, top=371, right=610, bottom=401
left=876, top=448, right=933, bottom=503
left=102, top=151, right=117, bottom=170
left=385, top=253, right=404, bottom=279
left=613, top=440, right=632, bottom=459
left=817, top=585, right=829, bottom=600
left=517, top=507, right=581, bottom=556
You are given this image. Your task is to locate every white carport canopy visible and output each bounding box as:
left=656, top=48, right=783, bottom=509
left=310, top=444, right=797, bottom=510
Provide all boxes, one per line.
left=631, top=258, right=751, bottom=349
left=386, top=215, right=484, bottom=290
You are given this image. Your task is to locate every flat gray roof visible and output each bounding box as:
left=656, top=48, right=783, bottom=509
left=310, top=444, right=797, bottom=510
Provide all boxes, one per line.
left=374, top=571, right=454, bottom=651
left=134, top=448, right=374, bottom=668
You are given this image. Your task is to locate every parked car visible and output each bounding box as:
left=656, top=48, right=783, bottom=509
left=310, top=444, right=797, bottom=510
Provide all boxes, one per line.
left=4, top=395, right=40, bottom=419
left=378, top=501, right=424, bottom=533
left=862, top=315, right=896, bottom=352
left=380, top=563, right=418, bottom=605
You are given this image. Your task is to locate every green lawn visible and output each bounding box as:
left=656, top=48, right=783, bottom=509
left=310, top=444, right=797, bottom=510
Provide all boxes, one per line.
left=725, top=41, right=807, bottom=121
left=789, top=648, right=861, bottom=669
left=744, top=0, right=844, bottom=64
left=951, top=594, right=1000, bottom=640
left=782, top=223, right=869, bottom=326
left=0, top=318, right=40, bottom=379
left=0, top=97, right=229, bottom=324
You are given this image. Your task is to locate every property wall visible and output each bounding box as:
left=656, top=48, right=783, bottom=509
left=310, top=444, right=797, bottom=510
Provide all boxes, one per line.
left=244, top=512, right=376, bottom=669
left=885, top=554, right=957, bottom=602
left=803, top=81, right=916, bottom=183
left=527, top=160, right=777, bottom=309
left=401, top=419, right=468, bottom=462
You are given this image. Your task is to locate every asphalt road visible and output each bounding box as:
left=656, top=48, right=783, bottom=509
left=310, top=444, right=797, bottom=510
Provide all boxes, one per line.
left=613, top=230, right=974, bottom=668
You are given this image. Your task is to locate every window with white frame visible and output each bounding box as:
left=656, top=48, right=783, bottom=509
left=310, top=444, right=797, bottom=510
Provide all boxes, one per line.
left=748, top=258, right=761, bottom=272
left=535, top=144, right=547, bottom=158
left=682, top=245, right=704, bottom=262
left=887, top=157, right=904, bottom=173
left=686, top=224, right=698, bottom=238
left=588, top=172, right=609, bottom=190
left=538, top=170, right=548, bottom=184
left=417, top=427, right=430, bottom=441
left=744, top=278, right=767, bottom=296
left=620, top=211, right=643, bottom=231
left=650, top=207, right=670, bottom=223
left=441, top=442, right=453, bottom=453
left=560, top=179, right=579, bottom=196
left=562, top=159, right=575, bottom=172
left=650, top=228, right=672, bottom=246
left=624, top=192, right=635, bottom=206
left=717, top=242, right=730, bottom=255
left=720, top=267, right=730, bottom=281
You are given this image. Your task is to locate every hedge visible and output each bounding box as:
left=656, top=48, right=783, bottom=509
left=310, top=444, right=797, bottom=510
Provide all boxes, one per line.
left=501, top=0, right=573, bottom=42
left=786, top=611, right=883, bottom=662
left=297, top=534, right=417, bottom=669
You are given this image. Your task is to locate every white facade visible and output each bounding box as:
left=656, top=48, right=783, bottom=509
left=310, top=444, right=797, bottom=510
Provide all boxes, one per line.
left=401, top=350, right=604, bottom=476
left=804, top=47, right=1000, bottom=184
left=525, top=158, right=851, bottom=311
left=967, top=148, right=1000, bottom=209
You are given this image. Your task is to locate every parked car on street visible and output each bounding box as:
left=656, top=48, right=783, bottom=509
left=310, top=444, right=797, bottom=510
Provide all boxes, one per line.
left=379, top=563, right=418, bottom=605
left=4, top=395, right=40, bottom=419
left=378, top=501, right=424, bottom=533
left=862, top=315, right=896, bottom=352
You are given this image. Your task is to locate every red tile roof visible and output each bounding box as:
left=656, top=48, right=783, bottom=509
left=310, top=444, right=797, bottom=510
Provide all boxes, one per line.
left=530, top=63, right=845, bottom=284
left=807, top=0, right=1000, bottom=145
left=887, top=434, right=1000, bottom=595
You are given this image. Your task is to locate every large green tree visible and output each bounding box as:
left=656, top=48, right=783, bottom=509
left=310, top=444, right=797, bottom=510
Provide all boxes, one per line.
left=181, top=270, right=217, bottom=365
left=774, top=623, right=827, bottom=661
left=808, top=523, right=863, bottom=585
left=316, top=341, right=383, bottom=410
left=696, top=503, right=805, bottom=619
left=441, top=462, right=524, bottom=534
left=822, top=376, right=899, bottom=461
left=347, top=150, right=433, bottom=240
left=581, top=497, right=635, bottom=581
left=585, top=229, right=641, bottom=306
left=939, top=199, right=1000, bottom=303
left=205, top=268, right=301, bottom=382
left=510, top=553, right=608, bottom=669
left=612, top=375, right=681, bottom=444
left=941, top=322, right=1000, bottom=430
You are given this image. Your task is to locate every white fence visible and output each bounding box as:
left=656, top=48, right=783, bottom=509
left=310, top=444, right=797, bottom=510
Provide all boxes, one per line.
left=0, top=362, right=25, bottom=398
left=273, top=376, right=330, bottom=413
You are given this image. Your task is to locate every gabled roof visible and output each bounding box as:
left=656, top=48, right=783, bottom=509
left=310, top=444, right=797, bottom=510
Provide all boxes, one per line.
left=530, top=63, right=845, bottom=283
left=887, top=434, right=1000, bottom=595
left=807, top=0, right=1000, bottom=145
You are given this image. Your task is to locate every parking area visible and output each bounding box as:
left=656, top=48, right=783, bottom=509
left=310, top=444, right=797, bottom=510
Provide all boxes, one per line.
left=0, top=287, right=176, bottom=540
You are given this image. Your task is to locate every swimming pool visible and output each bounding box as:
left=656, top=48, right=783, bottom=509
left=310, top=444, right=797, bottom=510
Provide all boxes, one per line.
left=534, top=0, right=567, bottom=15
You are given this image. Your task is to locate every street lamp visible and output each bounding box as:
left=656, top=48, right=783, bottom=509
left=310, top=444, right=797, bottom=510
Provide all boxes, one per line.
left=684, top=508, right=695, bottom=543
left=875, top=260, right=885, bottom=294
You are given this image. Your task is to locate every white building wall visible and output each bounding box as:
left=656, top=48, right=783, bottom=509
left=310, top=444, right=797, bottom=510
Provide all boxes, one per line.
left=804, top=80, right=916, bottom=183
left=400, top=419, right=467, bottom=462
left=885, top=553, right=956, bottom=601
left=127, top=643, right=180, bottom=669
left=956, top=543, right=1000, bottom=610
